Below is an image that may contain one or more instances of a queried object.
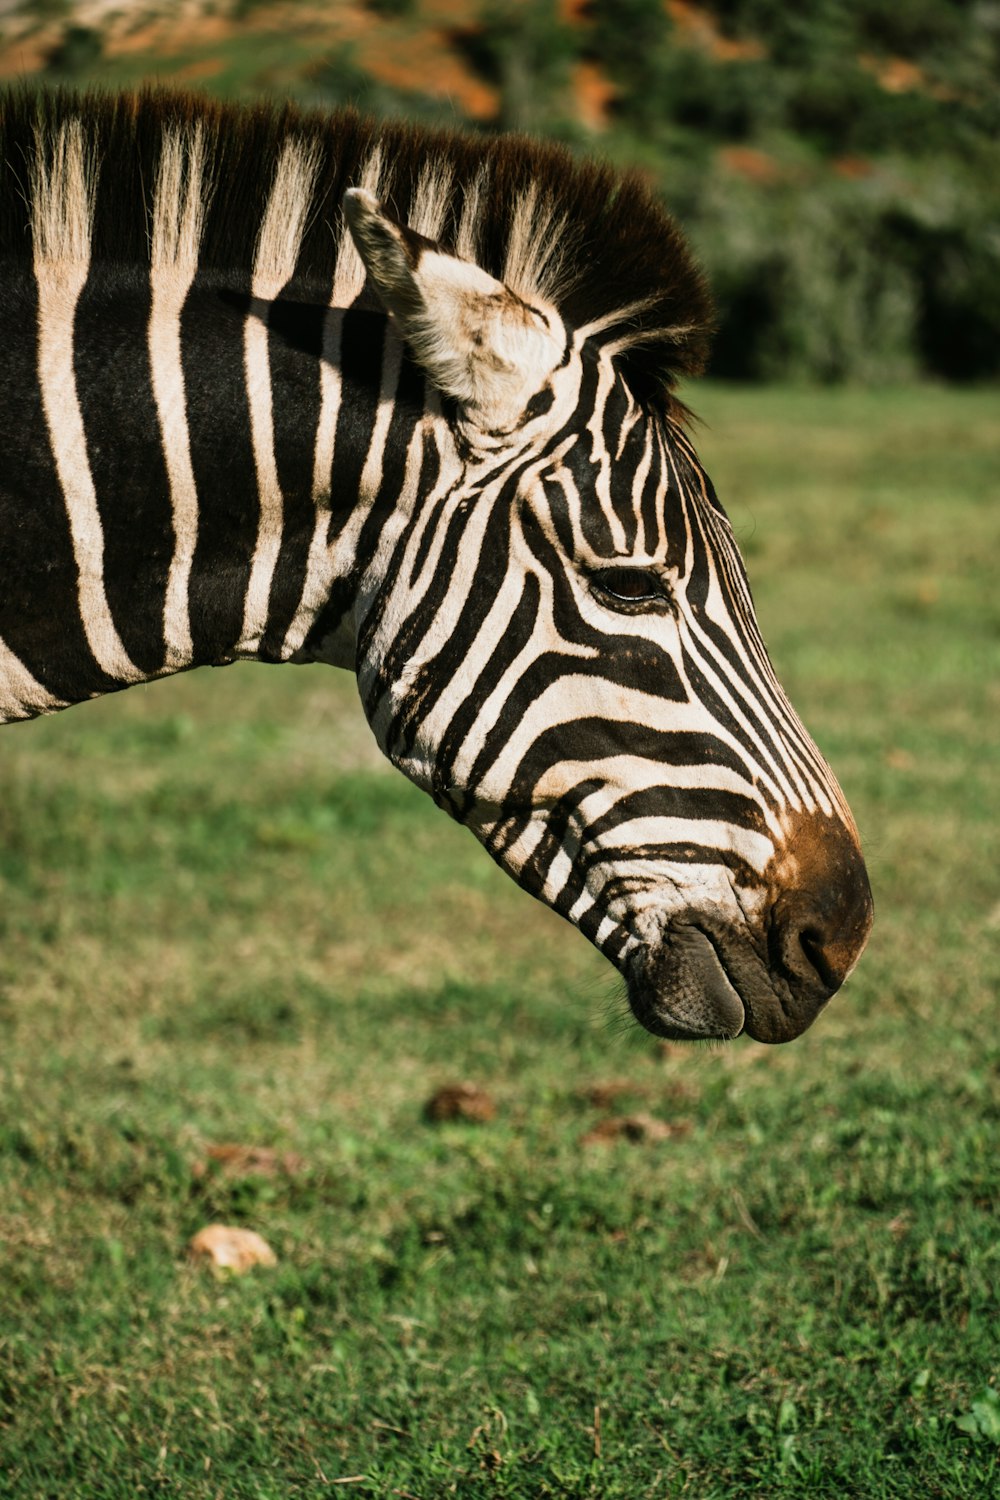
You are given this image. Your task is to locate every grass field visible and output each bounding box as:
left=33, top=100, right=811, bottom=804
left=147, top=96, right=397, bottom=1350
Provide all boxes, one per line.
left=1, top=386, right=997, bottom=1498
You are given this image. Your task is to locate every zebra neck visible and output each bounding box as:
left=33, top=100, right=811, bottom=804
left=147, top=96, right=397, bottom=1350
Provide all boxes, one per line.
left=0, top=263, right=431, bottom=723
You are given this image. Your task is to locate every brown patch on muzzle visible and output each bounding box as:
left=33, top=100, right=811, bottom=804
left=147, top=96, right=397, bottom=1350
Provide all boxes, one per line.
left=748, top=806, right=874, bottom=1042
left=626, top=807, right=873, bottom=1046
left=768, top=807, right=874, bottom=984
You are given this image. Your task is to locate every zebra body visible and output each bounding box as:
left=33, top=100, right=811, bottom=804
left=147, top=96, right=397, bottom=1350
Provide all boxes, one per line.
left=0, top=90, right=872, bottom=1044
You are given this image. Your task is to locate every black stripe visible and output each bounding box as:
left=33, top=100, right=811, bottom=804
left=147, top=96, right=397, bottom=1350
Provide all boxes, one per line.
left=182, top=279, right=258, bottom=662
left=261, top=288, right=326, bottom=659
left=433, top=571, right=541, bottom=789
left=327, top=308, right=386, bottom=541
left=369, top=487, right=518, bottom=760
left=74, top=264, right=173, bottom=675
left=585, top=842, right=764, bottom=887
left=577, top=784, right=767, bottom=845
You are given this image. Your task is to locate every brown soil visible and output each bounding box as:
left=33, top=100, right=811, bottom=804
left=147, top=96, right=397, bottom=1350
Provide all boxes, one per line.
left=666, top=0, right=767, bottom=63
left=573, top=58, right=617, bottom=131
left=718, top=144, right=782, bottom=184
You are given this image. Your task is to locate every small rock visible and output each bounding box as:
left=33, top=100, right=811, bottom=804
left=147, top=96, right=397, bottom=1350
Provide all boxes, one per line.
left=188, top=1224, right=277, bottom=1272
left=424, top=1082, right=496, bottom=1123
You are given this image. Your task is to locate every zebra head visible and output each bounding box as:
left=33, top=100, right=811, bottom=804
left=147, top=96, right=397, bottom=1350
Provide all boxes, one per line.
left=342, top=190, right=873, bottom=1045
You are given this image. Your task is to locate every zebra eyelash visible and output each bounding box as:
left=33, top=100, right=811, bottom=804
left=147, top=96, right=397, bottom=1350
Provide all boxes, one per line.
left=588, top=566, right=675, bottom=612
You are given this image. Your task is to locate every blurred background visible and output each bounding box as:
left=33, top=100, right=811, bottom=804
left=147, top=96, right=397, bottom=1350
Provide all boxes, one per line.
left=1, top=0, right=998, bottom=384
left=1, top=5, right=998, bottom=1497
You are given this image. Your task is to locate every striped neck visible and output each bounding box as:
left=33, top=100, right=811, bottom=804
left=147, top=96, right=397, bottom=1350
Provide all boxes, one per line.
left=1, top=251, right=440, bottom=720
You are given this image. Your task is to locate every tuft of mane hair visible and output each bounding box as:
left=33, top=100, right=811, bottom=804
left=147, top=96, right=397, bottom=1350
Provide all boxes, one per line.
left=0, top=86, right=714, bottom=415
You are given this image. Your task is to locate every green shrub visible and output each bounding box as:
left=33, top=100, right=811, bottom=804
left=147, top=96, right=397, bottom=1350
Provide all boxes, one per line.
left=45, top=24, right=103, bottom=78
left=589, top=0, right=676, bottom=129
left=692, top=173, right=920, bottom=383
left=452, top=2, right=578, bottom=132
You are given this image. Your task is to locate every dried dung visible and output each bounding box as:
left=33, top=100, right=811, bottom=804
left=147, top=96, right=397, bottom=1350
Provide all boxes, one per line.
left=424, top=1082, right=496, bottom=1123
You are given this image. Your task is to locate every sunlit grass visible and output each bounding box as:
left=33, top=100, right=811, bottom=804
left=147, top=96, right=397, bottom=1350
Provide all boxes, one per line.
left=0, top=386, right=997, bottom=1497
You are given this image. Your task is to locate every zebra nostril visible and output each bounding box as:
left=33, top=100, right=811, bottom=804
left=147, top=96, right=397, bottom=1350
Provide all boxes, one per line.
left=797, top=925, right=842, bottom=993
left=766, top=811, right=875, bottom=1007
left=769, top=895, right=858, bottom=1000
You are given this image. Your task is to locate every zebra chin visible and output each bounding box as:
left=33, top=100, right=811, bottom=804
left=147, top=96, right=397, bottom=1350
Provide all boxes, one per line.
left=624, top=923, right=831, bottom=1046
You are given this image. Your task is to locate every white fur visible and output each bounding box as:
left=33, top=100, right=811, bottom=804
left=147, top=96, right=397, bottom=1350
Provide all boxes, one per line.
left=150, top=124, right=208, bottom=668
left=241, top=139, right=322, bottom=652
left=32, top=120, right=140, bottom=683
left=0, top=636, right=63, bottom=721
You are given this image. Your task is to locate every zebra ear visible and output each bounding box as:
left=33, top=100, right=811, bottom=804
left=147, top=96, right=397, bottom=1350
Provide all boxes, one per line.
left=343, top=187, right=563, bottom=429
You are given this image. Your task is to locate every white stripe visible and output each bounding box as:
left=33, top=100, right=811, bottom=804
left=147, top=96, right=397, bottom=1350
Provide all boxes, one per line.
left=567, top=889, right=596, bottom=925
left=539, top=844, right=574, bottom=905
left=333, top=143, right=385, bottom=306
left=492, top=813, right=549, bottom=878
left=0, top=636, right=64, bottom=721
left=241, top=139, right=321, bottom=652
left=32, top=120, right=139, bottom=683
left=284, top=142, right=413, bottom=660
left=585, top=360, right=629, bottom=555
left=408, top=158, right=453, bottom=240
left=149, top=125, right=208, bottom=668
left=241, top=308, right=282, bottom=650
left=454, top=164, right=488, bottom=263
left=281, top=309, right=345, bottom=659
left=594, top=916, right=621, bottom=951
left=503, top=180, right=568, bottom=303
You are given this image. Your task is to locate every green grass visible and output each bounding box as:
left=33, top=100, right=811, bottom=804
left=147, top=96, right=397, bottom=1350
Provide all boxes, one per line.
left=1, top=386, right=998, bottom=1497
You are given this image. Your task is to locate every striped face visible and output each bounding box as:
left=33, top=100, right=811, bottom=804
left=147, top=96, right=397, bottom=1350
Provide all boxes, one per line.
left=0, top=113, right=871, bottom=1047
left=349, top=196, right=873, bottom=1044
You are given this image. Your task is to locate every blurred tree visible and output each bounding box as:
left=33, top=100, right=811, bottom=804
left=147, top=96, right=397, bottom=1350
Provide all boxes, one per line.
left=365, top=0, right=416, bottom=16
left=588, top=0, right=675, bottom=130
left=8, top=0, right=999, bottom=383
left=46, top=24, right=103, bottom=79
left=457, top=1, right=578, bottom=133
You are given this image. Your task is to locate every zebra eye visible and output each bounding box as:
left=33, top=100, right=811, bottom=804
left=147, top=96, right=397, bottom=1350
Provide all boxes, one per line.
left=590, top=567, right=670, bottom=608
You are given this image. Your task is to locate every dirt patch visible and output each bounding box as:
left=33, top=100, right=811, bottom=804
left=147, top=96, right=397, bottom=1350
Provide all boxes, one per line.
left=718, top=145, right=783, bottom=184
left=193, top=1142, right=306, bottom=1178
left=667, top=0, right=767, bottom=63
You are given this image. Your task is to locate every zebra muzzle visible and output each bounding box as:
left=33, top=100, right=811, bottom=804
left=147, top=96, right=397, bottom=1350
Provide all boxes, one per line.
left=625, top=843, right=874, bottom=1046
left=625, top=924, right=747, bottom=1043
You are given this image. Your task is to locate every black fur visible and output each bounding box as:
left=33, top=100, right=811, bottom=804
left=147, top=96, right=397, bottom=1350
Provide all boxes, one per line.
left=0, top=86, right=713, bottom=412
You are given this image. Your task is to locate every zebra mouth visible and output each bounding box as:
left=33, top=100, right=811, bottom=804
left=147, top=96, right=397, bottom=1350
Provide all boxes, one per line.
left=626, top=924, right=746, bottom=1043
left=626, top=919, right=835, bottom=1045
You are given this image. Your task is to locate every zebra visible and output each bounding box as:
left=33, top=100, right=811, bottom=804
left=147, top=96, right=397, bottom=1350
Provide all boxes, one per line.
left=0, top=89, right=872, bottom=1045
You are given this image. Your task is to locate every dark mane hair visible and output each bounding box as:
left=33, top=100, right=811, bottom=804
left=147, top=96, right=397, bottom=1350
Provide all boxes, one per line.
left=0, top=86, right=713, bottom=411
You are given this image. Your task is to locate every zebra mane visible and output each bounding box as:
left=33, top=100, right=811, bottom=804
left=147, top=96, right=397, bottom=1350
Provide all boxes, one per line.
left=0, top=87, right=713, bottom=413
